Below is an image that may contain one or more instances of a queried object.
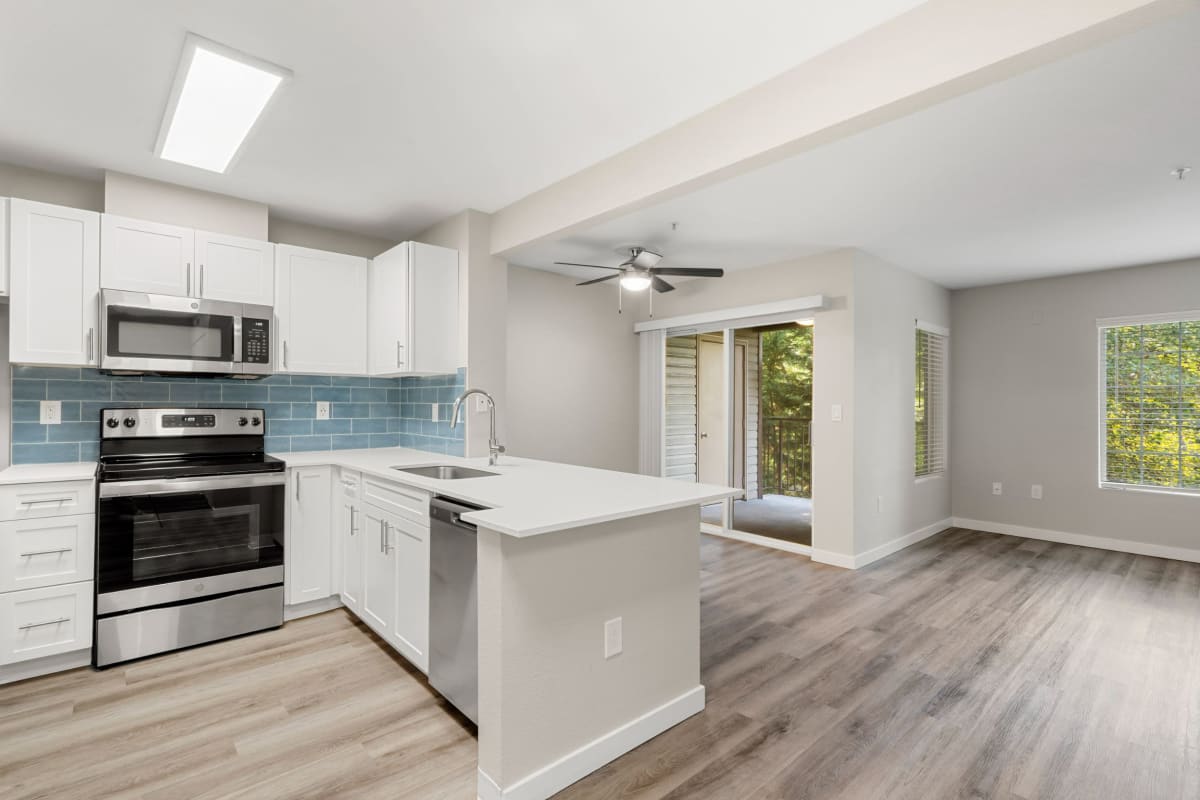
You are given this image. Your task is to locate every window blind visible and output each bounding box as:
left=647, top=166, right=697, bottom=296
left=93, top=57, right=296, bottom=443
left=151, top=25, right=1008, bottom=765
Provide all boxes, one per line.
left=915, top=327, right=947, bottom=477
left=1101, top=317, right=1200, bottom=492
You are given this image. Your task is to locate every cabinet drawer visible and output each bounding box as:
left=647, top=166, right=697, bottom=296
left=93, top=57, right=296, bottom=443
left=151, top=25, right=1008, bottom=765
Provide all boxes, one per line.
left=362, top=477, right=429, bottom=524
left=337, top=469, right=361, bottom=502
left=0, top=581, right=93, bottom=665
left=0, top=514, right=95, bottom=592
left=0, top=481, right=95, bottom=521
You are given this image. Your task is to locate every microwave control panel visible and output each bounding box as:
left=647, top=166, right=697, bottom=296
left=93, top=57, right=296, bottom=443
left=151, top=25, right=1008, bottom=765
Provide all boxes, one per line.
left=242, top=318, right=271, bottom=364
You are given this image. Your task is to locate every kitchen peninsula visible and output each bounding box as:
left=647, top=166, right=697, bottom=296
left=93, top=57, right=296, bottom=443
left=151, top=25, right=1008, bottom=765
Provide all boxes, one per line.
left=280, top=447, right=739, bottom=800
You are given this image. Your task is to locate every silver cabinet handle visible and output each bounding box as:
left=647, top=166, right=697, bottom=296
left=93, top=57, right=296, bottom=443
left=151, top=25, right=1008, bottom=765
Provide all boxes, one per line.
left=380, top=520, right=386, bottom=553
left=283, top=341, right=289, bottom=369
left=18, top=617, right=69, bottom=631
left=383, top=521, right=393, bottom=554
left=199, top=264, right=205, bottom=297
left=21, top=497, right=72, bottom=506
left=86, top=328, right=94, bottom=363
left=187, top=262, right=193, bottom=296
left=349, top=507, right=357, bottom=535
left=295, top=475, right=301, bottom=502
left=396, top=341, right=405, bottom=368
left=19, top=547, right=72, bottom=557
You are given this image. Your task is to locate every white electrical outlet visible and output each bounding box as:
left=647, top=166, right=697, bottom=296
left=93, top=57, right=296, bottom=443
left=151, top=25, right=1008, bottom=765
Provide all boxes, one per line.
left=992, top=482, right=1003, bottom=496
left=39, top=400, right=61, bottom=425
left=604, top=617, right=623, bottom=659
left=432, top=403, right=439, bottom=422
left=315, top=401, right=330, bottom=420
left=831, top=404, right=843, bottom=422
left=475, top=395, right=489, bottom=413
left=1031, top=484, right=1043, bottom=500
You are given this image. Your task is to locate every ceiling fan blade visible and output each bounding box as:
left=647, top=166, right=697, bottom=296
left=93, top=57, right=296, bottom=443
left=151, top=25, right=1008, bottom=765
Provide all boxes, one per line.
left=651, top=267, right=724, bottom=278
left=576, top=273, right=620, bottom=286
left=652, top=276, right=675, bottom=293
left=555, top=261, right=622, bottom=271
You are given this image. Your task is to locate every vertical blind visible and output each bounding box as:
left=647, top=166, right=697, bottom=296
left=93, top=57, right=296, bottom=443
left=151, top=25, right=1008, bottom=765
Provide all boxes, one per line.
left=915, top=326, right=947, bottom=477
left=1102, top=317, right=1200, bottom=491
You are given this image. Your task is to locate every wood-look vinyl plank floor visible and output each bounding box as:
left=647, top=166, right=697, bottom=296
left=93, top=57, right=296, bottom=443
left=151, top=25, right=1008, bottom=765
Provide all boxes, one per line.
left=3, top=527, right=1199, bottom=799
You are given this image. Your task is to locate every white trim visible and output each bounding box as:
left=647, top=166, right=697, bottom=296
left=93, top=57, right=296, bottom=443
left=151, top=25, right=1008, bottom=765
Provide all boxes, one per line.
left=811, top=548, right=856, bottom=569
left=1100, top=482, right=1200, bottom=498
left=852, top=517, right=953, bottom=569
left=915, top=319, right=950, bottom=337
left=703, top=524, right=813, bottom=556
left=0, top=648, right=91, bottom=686
left=476, top=685, right=706, bottom=800
left=284, top=595, right=343, bottom=621
left=1096, top=309, right=1200, bottom=328
left=633, top=295, right=827, bottom=333
left=952, top=517, right=1200, bottom=564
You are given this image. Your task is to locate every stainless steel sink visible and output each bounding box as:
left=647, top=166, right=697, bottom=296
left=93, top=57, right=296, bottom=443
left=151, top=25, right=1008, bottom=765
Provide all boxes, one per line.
left=392, top=465, right=498, bottom=480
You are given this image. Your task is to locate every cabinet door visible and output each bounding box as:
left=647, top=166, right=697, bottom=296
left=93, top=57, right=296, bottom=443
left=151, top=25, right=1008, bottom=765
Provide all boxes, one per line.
left=0, top=514, right=95, bottom=593
left=367, top=243, right=410, bottom=376
left=196, top=231, right=274, bottom=305
left=0, top=198, right=9, bottom=297
left=285, top=466, right=333, bottom=606
left=9, top=200, right=101, bottom=366
left=409, top=242, right=461, bottom=375
left=0, top=581, right=93, bottom=665
left=275, top=244, right=368, bottom=375
left=360, top=506, right=395, bottom=637
left=340, top=498, right=363, bottom=613
left=100, top=214, right=192, bottom=296
left=389, top=515, right=430, bottom=673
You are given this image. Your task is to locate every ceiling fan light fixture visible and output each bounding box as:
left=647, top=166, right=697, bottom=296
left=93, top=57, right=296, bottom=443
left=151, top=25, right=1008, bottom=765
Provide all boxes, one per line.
left=620, top=273, right=652, bottom=291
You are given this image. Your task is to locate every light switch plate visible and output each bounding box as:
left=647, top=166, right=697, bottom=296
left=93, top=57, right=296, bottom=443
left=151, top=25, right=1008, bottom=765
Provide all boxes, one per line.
left=40, top=400, right=61, bottom=425
left=992, top=482, right=1003, bottom=496
left=604, top=617, right=623, bottom=659
left=1031, top=484, right=1043, bottom=500
left=315, top=401, right=330, bottom=420
left=831, top=404, right=843, bottom=422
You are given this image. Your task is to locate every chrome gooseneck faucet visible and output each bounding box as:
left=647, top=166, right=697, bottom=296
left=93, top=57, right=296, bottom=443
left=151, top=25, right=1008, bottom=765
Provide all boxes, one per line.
left=450, top=388, right=506, bottom=465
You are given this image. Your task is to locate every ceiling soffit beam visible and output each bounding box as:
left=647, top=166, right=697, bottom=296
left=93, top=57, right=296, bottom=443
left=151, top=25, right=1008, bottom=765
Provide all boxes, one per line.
left=489, top=0, right=1188, bottom=257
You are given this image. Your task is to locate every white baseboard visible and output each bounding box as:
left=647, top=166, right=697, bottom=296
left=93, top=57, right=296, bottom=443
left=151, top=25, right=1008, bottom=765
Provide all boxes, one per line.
left=702, top=524, right=812, bottom=556
left=811, top=517, right=953, bottom=570
left=952, top=517, right=1200, bottom=564
left=476, top=685, right=706, bottom=800
left=0, top=648, right=91, bottom=685
left=284, top=595, right=343, bottom=621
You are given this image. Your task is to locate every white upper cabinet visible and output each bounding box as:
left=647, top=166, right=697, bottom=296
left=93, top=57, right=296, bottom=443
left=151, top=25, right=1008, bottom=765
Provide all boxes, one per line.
left=8, top=199, right=101, bottom=367
left=0, top=198, right=9, bottom=297
left=194, top=231, right=274, bottom=305
left=368, top=241, right=460, bottom=376
left=101, top=214, right=274, bottom=305
left=275, top=244, right=368, bottom=375
left=100, top=214, right=193, bottom=296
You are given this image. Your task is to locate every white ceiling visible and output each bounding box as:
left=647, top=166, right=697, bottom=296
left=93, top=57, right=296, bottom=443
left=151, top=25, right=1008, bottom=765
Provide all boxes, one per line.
left=509, top=9, right=1200, bottom=290
left=0, top=0, right=922, bottom=239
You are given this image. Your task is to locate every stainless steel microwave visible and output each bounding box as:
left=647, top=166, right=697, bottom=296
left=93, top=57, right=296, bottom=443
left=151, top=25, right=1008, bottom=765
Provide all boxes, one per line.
left=99, top=289, right=273, bottom=378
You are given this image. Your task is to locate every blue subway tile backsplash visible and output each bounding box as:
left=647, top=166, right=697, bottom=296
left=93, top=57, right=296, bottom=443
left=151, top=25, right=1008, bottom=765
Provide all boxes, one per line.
left=10, top=367, right=467, bottom=464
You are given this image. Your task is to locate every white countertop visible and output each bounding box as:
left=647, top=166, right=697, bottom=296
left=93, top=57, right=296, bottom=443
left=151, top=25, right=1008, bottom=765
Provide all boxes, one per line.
left=0, top=461, right=98, bottom=485
left=278, top=447, right=740, bottom=537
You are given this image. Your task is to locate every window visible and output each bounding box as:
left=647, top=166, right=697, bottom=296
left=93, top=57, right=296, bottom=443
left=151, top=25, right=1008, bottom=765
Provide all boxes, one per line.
left=1101, top=314, right=1200, bottom=492
left=915, top=324, right=947, bottom=477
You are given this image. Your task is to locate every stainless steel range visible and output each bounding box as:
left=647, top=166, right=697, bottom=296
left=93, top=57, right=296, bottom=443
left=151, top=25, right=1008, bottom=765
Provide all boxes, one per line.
left=94, top=407, right=285, bottom=667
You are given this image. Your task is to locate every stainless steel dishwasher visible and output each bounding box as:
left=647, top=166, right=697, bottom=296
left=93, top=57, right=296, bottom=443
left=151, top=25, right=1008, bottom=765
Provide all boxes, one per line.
left=429, top=496, right=484, bottom=724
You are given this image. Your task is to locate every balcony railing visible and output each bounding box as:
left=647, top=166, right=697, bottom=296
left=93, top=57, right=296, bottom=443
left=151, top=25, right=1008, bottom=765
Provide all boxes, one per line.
left=760, top=416, right=812, bottom=497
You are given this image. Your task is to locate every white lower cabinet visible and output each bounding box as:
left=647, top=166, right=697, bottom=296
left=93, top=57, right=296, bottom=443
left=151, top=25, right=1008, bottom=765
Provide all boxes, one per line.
left=337, top=471, right=363, bottom=615
left=388, top=515, right=429, bottom=672
left=285, top=466, right=333, bottom=606
left=0, top=580, right=93, bottom=665
left=0, top=514, right=95, bottom=593
left=360, top=504, right=396, bottom=636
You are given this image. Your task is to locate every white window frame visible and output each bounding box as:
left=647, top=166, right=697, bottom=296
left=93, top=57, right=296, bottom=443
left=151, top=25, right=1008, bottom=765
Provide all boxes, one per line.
left=915, top=320, right=949, bottom=481
left=1097, top=310, right=1200, bottom=497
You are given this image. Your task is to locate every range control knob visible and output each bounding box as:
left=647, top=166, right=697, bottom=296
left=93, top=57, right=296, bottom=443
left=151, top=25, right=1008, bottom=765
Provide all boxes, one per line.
left=238, top=417, right=249, bottom=427
left=251, top=417, right=262, bottom=427
left=105, top=418, right=119, bottom=429
left=122, top=417, right=136, bottom=429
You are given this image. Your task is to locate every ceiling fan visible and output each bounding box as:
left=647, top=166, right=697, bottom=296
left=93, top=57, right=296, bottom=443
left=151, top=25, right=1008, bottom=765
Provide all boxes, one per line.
left=556, top=247, right=724, bottom=294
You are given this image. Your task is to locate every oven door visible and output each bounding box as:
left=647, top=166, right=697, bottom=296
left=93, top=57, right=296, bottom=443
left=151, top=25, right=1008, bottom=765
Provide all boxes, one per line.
left=100, top=289, right=242, bottom=374
left=97, top=473, right=285, bottom=612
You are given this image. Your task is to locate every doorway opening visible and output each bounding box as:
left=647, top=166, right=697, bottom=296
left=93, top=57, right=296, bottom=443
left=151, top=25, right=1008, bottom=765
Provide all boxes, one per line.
left=668, top=321, right=814, bottom=548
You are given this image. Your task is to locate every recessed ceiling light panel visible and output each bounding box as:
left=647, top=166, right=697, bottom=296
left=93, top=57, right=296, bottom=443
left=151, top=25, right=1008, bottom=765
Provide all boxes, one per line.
left=155, top=34, right=291, bottom=173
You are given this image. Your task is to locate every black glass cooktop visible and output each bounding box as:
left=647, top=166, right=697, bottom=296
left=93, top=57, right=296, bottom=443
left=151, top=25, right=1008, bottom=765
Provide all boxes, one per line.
left=98, top=453, right=286, bottom=483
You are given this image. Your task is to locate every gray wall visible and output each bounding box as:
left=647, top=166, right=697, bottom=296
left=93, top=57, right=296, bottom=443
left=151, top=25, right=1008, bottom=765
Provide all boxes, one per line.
left=951, top=257, right=1200, bottom=552
left=506, top=265, right=638, bottom=472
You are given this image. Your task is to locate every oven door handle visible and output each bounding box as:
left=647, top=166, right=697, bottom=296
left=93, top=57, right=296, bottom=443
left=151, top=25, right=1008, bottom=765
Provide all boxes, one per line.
left=99, top=473, right=287, bottom=498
